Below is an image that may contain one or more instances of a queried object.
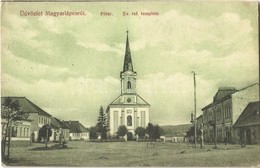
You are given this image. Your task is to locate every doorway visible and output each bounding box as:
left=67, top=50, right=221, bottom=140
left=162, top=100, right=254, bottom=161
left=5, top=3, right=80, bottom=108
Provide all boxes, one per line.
left=127, top=132, right=133, bottom=141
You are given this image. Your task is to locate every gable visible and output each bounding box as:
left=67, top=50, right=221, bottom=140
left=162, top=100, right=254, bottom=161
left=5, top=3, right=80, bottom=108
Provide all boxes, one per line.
left=233, top=101, right=260, bottom=127
left=213, top=88, right=237, bottom=102
left=109, top=94, right=150, bottom=106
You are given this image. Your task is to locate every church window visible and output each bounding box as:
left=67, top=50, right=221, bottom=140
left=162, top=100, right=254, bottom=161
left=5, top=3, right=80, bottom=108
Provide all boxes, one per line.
left=127, top=115, right=132, bottom=126
left=127, top=81, right=131, bottom=89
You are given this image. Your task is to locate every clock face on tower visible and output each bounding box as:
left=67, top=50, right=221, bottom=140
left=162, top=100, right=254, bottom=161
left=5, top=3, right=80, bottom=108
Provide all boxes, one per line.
left=127, top=98, right=131, bottom=103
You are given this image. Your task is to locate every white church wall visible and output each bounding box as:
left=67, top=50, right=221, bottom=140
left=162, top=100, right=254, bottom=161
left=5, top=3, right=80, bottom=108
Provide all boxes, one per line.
left=109, top=108, right=121, bottom=135
left=109, top=106, right=150, bottom=135
left=137, top=107, right=150, bottom=128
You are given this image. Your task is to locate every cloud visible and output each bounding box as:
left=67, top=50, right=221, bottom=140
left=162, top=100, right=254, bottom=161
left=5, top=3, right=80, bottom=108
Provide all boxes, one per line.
left=1, top=2, right=258, bottom=127
left=1, top=73, right=120, bottom=126
left=37, top=9, right=93, bottom=34
left=130, top=9, right=254, bottom=56
left=2, top=49, right=75, bottom=81
left=137, top=72, right=216, bottom=125
left=77, top=41, right=123, bottom=55
left=2, top=14, right=41, bottom=49
left=2, top=71, right=215, bottom=126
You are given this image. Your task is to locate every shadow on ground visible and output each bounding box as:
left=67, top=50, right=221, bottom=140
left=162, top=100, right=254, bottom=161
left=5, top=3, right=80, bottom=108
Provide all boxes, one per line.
left=30, top=146, right=71, bottom=151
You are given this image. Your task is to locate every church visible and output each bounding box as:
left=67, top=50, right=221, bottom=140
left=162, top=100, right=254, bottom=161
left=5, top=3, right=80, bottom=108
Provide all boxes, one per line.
left=107, top=31, right=150, bottom=139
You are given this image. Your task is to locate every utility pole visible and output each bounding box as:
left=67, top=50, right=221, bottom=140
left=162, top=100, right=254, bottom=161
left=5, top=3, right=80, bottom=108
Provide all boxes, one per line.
left=191, top=71, right=197, bottom=148
left=200, top=123, right=204, bottom=149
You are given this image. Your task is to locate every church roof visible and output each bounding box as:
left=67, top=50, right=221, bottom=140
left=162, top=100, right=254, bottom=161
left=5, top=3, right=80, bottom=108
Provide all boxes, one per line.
left=122, top=31, right=134, bottom=72
left=109, top=94, right=150, bottom=106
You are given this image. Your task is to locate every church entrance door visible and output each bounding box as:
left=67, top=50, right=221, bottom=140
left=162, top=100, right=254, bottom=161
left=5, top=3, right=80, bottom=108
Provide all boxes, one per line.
left=127, top=132, right=133, bottom=141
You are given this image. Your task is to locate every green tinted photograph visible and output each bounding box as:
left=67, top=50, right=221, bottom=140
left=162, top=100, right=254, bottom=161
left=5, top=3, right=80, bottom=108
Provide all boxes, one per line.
left=1, top=1, right=259, bottom=167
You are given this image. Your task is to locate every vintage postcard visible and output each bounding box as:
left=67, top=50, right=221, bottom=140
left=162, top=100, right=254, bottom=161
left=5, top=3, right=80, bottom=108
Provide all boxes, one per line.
left=1, top=0, right=259, bottom=167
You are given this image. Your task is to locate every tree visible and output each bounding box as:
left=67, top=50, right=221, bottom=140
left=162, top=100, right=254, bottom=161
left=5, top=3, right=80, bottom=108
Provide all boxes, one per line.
left=1, top=97, right=29, bottom=160
left=145, top=123, right=162, bottom=139
left=146, top=123, right=154, bottom=139
left=153, top=125, right=163, bottom=139
left=38, top=124, right=52, bottom=147
left=89, top=126, right=98, bottom=139
left=135, top=127, right=146, bottom=139
left=117, top=125, right=128, bottom=137
left=186, top=126, right=201, bottom=143
left=96, top=106, right=108, bottom=139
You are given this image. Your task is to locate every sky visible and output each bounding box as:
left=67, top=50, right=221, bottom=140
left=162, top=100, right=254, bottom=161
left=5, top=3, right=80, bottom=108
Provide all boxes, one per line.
left=1, top=1, right=259, bottom=127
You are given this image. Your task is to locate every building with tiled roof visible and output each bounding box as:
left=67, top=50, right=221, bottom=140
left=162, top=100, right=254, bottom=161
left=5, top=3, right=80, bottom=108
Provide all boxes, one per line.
left=1, top=97, right=52, bottom=142
left=201, top=83, right=259, bottom=144
left=50, top=117, right=70, bottom=142
left=107, top=32, right=150, bottom=140
left=233, top=101, right=260, bottom=144
left=63, top=121, right=89, bottom=141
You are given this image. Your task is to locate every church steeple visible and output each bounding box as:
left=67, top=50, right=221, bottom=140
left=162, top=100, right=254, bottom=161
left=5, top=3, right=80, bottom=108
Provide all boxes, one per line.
left=120, top=30, right=137, bottom=94
left=123, top=30, right=133, bottom=72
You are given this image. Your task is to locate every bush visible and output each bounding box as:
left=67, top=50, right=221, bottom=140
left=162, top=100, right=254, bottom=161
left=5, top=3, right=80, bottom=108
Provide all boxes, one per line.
left=117, top=125, right=128, bottom=137
left=89, top=126, right=98, bottom=139
left=145, top=123, right=163, bottom=139
left=135, top=127, right=146, bottom=139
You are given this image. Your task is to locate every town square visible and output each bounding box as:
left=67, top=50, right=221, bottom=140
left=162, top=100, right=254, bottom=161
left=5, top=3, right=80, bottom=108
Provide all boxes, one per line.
left=1, top=1, right=259, bottom=167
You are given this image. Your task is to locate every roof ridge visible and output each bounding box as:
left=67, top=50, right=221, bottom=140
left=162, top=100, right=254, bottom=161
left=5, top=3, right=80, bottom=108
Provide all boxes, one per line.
left=109, top=95, right=121, bottom=105
left=237, top=83, right=259, bottom=92
left=137, top=94, right=150, bottom=106
left=1, top=96, right=26, bottom=98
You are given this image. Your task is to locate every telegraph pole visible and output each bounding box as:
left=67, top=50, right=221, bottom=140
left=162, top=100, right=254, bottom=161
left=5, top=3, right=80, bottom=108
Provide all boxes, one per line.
left=191, top=71, right=197, bottom=148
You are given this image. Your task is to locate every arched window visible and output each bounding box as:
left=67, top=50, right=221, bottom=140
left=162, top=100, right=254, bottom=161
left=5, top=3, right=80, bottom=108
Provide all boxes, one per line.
left=127, top=115, right=132, bottom=126
left=127, top=81, right=131, bottom=89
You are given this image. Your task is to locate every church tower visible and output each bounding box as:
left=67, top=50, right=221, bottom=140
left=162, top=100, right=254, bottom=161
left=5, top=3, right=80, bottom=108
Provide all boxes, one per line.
left=107, top=31, right=150, bottom=139
left=121, top=31, right=137, bottom=94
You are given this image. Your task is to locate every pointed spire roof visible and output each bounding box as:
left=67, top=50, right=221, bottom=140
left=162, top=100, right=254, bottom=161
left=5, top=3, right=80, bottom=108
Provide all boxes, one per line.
left=123, top=30, right=134, bottom=72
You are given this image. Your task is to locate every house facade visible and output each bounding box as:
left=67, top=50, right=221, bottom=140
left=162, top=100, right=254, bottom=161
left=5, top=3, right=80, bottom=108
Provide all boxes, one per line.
left=50, top=117, right=70, bottom=142
left=1, top=118, right=32, bottom=147
left=202, top=83, right=259, bottom=144
left=107, top=32, right=150, bottom=139
left=64, top=121, right=89, bottom=141
left=233, top=101, right=260, bottom=145
left=1, top=97, right=52, bottom=142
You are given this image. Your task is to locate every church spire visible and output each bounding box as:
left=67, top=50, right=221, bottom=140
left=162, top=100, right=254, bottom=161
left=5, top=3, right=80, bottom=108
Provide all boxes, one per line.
left=123, top=30, right=133, bottom=72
